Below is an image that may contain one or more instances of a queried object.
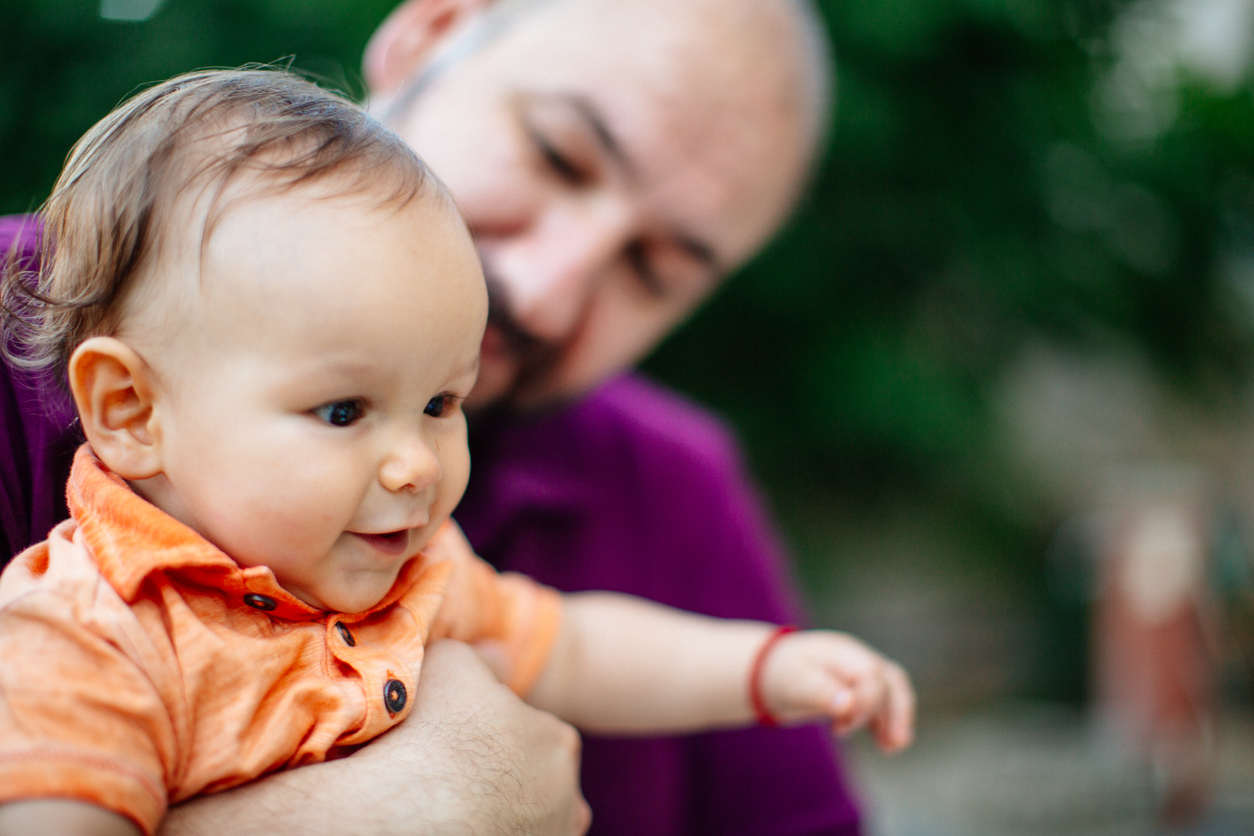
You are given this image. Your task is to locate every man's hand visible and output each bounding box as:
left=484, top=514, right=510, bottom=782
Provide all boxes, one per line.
left=0, top=799, right=140, bottom=836
left=161, top=640, right=590, bottom=836
left=364, top=640, right=592, bottom=835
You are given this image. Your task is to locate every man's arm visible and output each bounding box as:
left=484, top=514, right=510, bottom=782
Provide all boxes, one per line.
left=0, top=800, right=139, bottom=836
left=161, top=641, right=591, bottom=836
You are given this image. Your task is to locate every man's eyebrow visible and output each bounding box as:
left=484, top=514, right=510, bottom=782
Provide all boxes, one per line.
left=562, top=94, right=635, bottom=178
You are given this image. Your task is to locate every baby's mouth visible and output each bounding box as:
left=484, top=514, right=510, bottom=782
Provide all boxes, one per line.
left=352, top=529, right=411, bottom=557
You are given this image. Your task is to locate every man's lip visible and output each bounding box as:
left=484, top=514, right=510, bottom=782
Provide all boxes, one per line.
left=480, top=323, right=526, bottom=368
left=481, top=323, right=506, bottom=357
left=350, top=530, right=412, bottom=557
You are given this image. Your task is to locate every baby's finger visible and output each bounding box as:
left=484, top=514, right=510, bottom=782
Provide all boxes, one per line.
left=869, top=661, right=915, bottom=752
left=831, top=660, right=889, bottom=735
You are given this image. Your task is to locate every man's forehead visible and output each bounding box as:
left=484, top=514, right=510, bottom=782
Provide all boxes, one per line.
left=521, top=0, right=813, bottom=78
left=494, top=0, right=820, bottom=258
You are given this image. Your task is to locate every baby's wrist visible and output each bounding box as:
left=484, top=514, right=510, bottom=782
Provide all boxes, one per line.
left=747, top=624, right=797, bottom=727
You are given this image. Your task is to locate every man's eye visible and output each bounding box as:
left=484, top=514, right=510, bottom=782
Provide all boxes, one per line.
left=540, top=140, right=584, bottom=184
left=424, top=394, right=459, bottom=418
left=314, top=400, right=364, bottom=427
left=625, top=241, right=668, bottom=299
left=526, top=124, right=587, bottom=186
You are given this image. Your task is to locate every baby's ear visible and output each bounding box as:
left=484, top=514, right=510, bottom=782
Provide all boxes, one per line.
left=68, top=337, right=162, bottom=480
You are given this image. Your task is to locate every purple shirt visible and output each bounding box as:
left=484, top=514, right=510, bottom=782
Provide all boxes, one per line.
left=0, top=217, right=79, bottom=562
left=458, top=382, right=861, bottom=836
left=0, top=215, right=862, bottom=836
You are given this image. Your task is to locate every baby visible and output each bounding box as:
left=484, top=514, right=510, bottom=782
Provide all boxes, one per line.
left=0, top=70, right=913, bottom=836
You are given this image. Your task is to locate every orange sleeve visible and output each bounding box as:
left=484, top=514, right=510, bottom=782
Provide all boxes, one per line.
left=426, top=524, right=563, bottom=696
left=0, top=545, right=174, bottom=836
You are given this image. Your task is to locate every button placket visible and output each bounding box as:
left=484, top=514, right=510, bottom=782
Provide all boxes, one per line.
left=243, top=593, right=277, bottom=611
left=384, top=675, right=407, bottom=714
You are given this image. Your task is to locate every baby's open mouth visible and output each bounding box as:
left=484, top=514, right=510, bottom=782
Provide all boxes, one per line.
left=352, top=529, right=411, bottom=556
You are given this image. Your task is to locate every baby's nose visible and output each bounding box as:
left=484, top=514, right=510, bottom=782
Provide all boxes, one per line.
left=379, top=437, right=441, bottom=493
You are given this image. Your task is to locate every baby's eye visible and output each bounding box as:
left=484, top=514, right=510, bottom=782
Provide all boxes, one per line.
left=424, top=394, right=460, bottom=418
left=314, top=399, right=364, bottom=427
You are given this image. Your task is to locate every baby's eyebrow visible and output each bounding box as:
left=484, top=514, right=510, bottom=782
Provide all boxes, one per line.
left=310, top=357, right=384, bottom=377
left=452, top=356, right=481, bottom=378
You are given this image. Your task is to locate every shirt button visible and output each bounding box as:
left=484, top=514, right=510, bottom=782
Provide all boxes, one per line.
left=336, top=622, right=356, bottom=647
left=243, top=593, right=277, bottom=611
left=384, top=679, right=407, bottom=713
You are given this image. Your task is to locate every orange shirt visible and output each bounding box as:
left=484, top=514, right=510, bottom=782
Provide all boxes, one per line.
left=0, top=447, right=562, bottom=835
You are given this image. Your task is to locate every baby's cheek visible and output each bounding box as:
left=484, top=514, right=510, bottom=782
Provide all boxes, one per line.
left=441, top=447, right=473, bottom=510
left=273, top=501, right=344, bottom=551
left=223, top=492, right=337, bottom=562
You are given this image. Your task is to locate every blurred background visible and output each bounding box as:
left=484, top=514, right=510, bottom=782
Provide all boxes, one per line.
left=3, top=0, right=1254, bottom=832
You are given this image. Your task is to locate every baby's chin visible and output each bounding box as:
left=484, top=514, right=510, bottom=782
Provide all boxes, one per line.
left=284, top=568, right=405, bottom=614
left=281, top=523, right=449, bottom=613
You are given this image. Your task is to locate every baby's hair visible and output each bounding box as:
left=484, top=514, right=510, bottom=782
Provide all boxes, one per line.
left=1, top=67, right=442, bottom=389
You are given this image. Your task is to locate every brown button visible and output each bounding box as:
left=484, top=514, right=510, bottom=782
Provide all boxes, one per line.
left=336, top=622, right=356, bottom=647
left=384, top=679, right=407, bottom=713
left=243, top=593, right=276, bottom=611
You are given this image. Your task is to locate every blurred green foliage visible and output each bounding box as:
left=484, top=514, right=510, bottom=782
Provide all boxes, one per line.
left=657, top=0, right=1253, bottom=461
left=3, top=0, right=1254, bottom=699
left=0, top=0, right=391, bottom=216
left=649, top=0, right=1254, bottom=582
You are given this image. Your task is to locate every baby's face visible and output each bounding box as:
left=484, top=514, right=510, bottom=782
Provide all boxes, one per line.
left=130, top=185, right=487, bottom=613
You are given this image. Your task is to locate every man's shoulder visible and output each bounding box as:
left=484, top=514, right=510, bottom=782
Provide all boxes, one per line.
left=0, top=214, right=41, bottom=262
left=559, top=377, right=800, bottom=621
left=575, top=374, right=742, bottom=476
left=0, top=214, right=78, bottom=561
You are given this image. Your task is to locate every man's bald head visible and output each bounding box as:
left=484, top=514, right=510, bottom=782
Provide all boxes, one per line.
left=364, top=0, right=834, bottom=408
left=369, top=0, right=832, bottom=188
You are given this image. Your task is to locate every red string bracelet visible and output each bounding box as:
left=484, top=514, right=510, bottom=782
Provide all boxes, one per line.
left=749, top=624, right=797, bottom=728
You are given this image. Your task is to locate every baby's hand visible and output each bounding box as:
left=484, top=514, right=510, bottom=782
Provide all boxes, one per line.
left=756, top=629, right=915, bottom=752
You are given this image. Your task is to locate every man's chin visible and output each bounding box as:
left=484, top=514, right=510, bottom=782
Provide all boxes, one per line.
left=465, top=366, right=516, bottom=413
left=466, top=366, right=579, bottom=417
left=469, top=338, right=539, bottom=405
left=467, top=353, right=562, bottom=414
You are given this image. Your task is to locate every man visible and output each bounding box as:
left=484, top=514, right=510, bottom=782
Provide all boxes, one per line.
left=366, top=0, right=868, bottom=833
left=0, top=0, right=871, bottom=833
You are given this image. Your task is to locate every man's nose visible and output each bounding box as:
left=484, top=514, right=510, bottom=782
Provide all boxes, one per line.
left=486, top=198, right=633, bottom=343
left=379, top=432, right=442, bottom=494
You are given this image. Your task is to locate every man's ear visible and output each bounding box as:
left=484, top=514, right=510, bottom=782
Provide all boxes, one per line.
left=68, top=337, right=163, bottom=481
left=363, top=0, right=495, bottom=96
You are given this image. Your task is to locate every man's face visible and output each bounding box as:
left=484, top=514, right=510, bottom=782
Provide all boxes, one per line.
left=128, top=185, right=487, bottom=613
left=380, top=0, right=815, bottom=409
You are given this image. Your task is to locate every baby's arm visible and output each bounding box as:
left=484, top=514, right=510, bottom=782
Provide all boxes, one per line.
left=525, top=592, right=915, bottom=750
left=0, top=799, right=140, bottom=836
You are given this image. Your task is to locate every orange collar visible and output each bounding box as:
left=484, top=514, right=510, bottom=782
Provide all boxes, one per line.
left=66, top=445, right=429, bottom=621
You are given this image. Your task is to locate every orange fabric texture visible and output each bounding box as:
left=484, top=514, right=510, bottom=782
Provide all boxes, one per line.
left=0, top=446, right=562, bottom=835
